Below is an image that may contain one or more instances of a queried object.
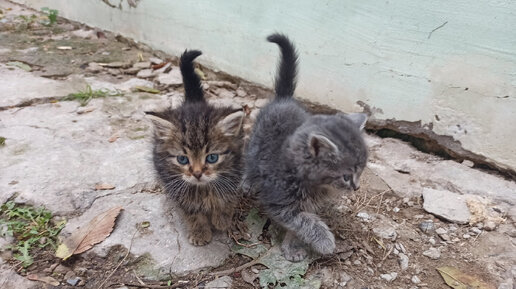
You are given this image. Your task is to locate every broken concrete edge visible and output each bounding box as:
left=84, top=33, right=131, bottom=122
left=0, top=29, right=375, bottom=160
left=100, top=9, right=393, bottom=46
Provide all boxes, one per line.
left=365, top=118, right=516, bottom=181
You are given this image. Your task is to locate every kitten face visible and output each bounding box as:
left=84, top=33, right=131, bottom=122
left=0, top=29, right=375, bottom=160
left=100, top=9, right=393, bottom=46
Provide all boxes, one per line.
left=295, top=113, right=368, bottom=191
left=149, top=103, right=244, bottom=189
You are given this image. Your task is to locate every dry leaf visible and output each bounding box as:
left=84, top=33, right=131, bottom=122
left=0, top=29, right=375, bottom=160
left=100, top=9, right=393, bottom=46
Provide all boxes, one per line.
left=27, top=274, right=60, bottom=286
left=134, top=86, right=160, bottom=94
left=57, top=46, right=72, bottom=50
left=95, top=183, right=116, bottom=190
left=437, top=266, right=495, bottom=289
left=56, top=206, right=123, bottom=260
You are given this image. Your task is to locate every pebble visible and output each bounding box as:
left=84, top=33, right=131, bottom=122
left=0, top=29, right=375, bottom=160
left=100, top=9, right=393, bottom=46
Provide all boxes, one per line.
left=251, top=267, right=259, bottom=274
left=439, top=233, right=450, bottom=241
left=149, top=57, right=163, bottom=64
left=393, top=207, right=400, bottom=213
left=484, top=221, right=497, bottom=231
left=236, top=88, right=247, bottom=97
left=217, top=88, right=236, bottom=98
left=422, top=247, right=440, bottom=259
left=205, top=276, right=233, bottom=288
left=338, top=272, right=352, bottom=286
left=411, top=275, right=421, bottom=284
left=136, top=69, right=154, bottom=78
left=462, top=233, right=471, bottom=239
left=470, top=227, right=482, bottom=235
left=353, top=260, right=362, bottom=265
left=86, top=62, right=103, bottom=73
left=398, top=253, right=409, bottom=271
left=64, top=271, right=75, bottom=280
left=429, top=237, right=436, bottom=245
left=133, top=62, right=151, bottom=69
left=380, top=272, right=397, bottom=282
left=66, top=277, right=81, bottom=286
left=435, top=228, right=447, bottom=235
left=419, top=220, right=434, bottom=233
left=356, top=212, right=372, bottom=222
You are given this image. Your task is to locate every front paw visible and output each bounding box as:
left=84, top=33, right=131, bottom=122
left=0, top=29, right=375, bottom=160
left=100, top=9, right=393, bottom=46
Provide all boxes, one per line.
left=188, top=227, right=212, bottom=246
left=310, top=223, right=335, bottom=255
left=282, top=242, right=308, bottom=262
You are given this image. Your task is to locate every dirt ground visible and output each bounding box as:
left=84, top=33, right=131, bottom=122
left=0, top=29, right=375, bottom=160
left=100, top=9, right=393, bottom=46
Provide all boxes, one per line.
left=0, top=2, right=514, bottom=289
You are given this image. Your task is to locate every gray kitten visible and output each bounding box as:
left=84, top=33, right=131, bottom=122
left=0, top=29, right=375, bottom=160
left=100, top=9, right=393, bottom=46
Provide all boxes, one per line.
left=245, top=33, right=368, bottom=261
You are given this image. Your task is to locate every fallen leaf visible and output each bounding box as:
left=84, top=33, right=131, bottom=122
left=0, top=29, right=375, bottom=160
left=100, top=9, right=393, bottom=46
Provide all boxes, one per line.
left=95, top=183, right=116, bottom=190
left=151, top=62, right=167, bottom=70
left=140, top=221, right=150, bottom=228
left=26, top=274, right=60, bottom=286
left=56, top=206, right=123, bottom=260
left=437, top=266, right=495, bottom=289
left=6, top=61, right=31, bottom=71
left=0, top=136, right=5, bottom=146
left=57, top=46, right=72, bottom=50
left=108, top=133, right=119, bottom=143
left=134, top=86, right=160, bottom=94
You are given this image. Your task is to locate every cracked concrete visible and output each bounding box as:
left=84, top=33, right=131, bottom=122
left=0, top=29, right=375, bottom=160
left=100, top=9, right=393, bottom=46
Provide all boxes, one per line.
left=0, top=1, right=515, bottom=288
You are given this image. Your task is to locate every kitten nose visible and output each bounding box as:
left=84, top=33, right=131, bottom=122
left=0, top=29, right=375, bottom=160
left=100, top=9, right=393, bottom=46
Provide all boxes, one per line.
left=192, top=171, right=202, bottom=180
left=351, top=181, right=359, bottom=191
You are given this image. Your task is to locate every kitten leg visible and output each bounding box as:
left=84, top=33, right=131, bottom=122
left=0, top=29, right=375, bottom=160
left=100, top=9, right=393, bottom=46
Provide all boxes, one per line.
left=273, top=210, right=335, bottom=256
left=211, top=204, right=234, bottom=231
left=281, top=230, right=309, bottom=262
left=185, top=213, right=212, bottom=246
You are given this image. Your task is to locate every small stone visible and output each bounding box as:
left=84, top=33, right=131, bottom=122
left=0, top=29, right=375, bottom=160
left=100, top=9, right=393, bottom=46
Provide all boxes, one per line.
left=414, top=214, right=424, bottom=219
left=251, top=267, right=259, bottom=274
left=411, top=275, right=421, bottom=284
left=419, top=220, right=434, bottom=233
left=476, top=222, right=484, bottom=229
left=451, top=237, right=460, bottom=242
left=422, top=247, right=440, bottom=259
left=218, top=88, right=236, bottom=98
left=470, top=227, right=482, bottom=235
left=104, top=62, right=131, bottom=69
left=398, top=253, right=409, bottom=271
left=338, top=271, right=352, bottom=286
left=72, top=29, right=96, bottom=39
left=403, top=197, right=410, bottom=204
left=205, top=276, right=233, bottom=288
left=67, top=277, right=81, bottom=286
left=254, top=98, right=268, bottom=108
left=54, top=264, right=70, bottom=274
left=64, top=271, right=75, bottom=280
left=124, top=67, right=140, bottom=75
left=372, top=224, right=397, bottom=241
left=448, top=225, right=458, bottom=231
left=422, top=188, right=471, bottom=224
left=484, top=221, right=497, bottom=231
left=462, top=159, right=474, bottom=167
left=396, top=242, right=407, bottom=254
left=357, top=212, right=371, bottom=222
left=393, top=248, right=399, bottom=255
left=156, top=68, right=182, bottom=86
left=133, top=62, right=151, bottom=69
left=380, top=272, right=397, bottom=282
left=149, top=57, right=163, bottom=64
left=429, top=237, right=436, bottom=245
left=353, top=260, right=362, bottom=265
left=439, top=233, right=450, bottom=241
left=393, top=207, right=400, bottom=213
left=137, top=69, right=154, bottom=78
left=435, top=228, right=447, bottom=235
left=236, top=88, right=247, bottom=97
left=462, top=233, right=471, bottom=239
left=86, top=62, right=103, bottom=73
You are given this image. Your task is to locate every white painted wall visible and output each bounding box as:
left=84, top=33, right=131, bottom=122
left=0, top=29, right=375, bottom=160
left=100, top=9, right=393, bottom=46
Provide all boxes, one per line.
left=13, top=0, right=516, bottom=171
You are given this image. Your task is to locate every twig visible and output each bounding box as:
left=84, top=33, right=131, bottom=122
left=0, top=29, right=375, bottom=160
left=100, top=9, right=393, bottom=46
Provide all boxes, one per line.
left=110, top=282, right=186, bottom=289
left=132, top=269, right=146, bottom=285
left=428, top=21, right=448, bottom=39
left=210, top=250, right=271, bottom=277
left=97, top=229, right=138, bottom=289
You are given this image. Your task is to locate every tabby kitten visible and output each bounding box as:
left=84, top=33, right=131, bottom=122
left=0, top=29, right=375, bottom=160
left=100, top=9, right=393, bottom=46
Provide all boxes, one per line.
left=245, top=34, right=368, bottom=261
left=147, top=50, right=245, bottom=246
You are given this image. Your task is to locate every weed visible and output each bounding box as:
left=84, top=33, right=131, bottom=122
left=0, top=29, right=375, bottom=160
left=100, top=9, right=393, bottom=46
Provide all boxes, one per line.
left=64, top=84, right=123, bottom=106
left=0, top=201, right=66, bottom=267
left=18, top=14, right=37, bottom=25
left=0, top=136, right=5, bottom=146
left=40, top=7, right=58, bottom=26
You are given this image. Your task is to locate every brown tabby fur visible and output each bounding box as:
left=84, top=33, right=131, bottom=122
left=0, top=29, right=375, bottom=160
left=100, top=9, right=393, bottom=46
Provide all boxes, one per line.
left=147, top=50, right=245, bottom=245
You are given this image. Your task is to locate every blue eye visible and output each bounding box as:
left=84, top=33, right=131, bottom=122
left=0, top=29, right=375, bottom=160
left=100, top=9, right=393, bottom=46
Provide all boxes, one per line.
left=177, top=155, right=189, bottom=165
left=206, top=154, right=219, bottom=164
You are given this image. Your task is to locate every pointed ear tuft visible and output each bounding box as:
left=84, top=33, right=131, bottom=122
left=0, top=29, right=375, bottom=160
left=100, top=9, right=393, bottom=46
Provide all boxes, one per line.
left=346, top=113, right=368, bottom=130
left=309, top=134, right=338, bottom=157
left=217, top=110, right=245, bottom=137
left=145, top=112, right=177, bottom=140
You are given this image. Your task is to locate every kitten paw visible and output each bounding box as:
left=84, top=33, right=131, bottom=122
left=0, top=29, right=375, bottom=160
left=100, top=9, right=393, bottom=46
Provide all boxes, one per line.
left=188, top=227, right=212, bottom=246
left=282, top=244, right=308, bottom=262
left=310, top=223, right=336, bottom=255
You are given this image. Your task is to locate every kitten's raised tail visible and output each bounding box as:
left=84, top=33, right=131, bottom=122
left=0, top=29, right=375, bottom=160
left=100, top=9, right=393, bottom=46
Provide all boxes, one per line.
left=267, top=33, right=298, bottom=98
left=180, top=49, right=205, bottom=103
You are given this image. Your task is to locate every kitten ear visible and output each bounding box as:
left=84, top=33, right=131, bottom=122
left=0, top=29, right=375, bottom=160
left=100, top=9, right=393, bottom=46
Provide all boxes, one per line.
left=145, top=111, right=177, bottom=140
left=309, top=134, right=338, bottom=157
left=217, top=110, right=245, bottom=137
left=346, top=113, right=368, bottom=131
